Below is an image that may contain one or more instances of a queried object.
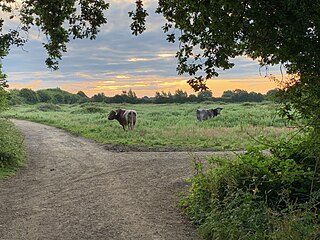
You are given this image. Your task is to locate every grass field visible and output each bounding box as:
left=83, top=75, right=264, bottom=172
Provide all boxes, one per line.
left=1, top=102, right=295, bottom=150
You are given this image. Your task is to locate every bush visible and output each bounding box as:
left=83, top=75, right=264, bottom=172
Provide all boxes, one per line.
left=0, top=119, right=25, bottom=176
left=76, top=105, right=105, bottom=114
left=182, top=136, right=320, bottom=239
left=37, top=103, right=61, bottom=112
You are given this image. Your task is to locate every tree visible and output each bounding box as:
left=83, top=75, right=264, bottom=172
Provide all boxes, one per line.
left=37, top=90, right=52, bottom=103
left=173, top=89, right=188, bottom=103
left=265, top=89, right=280, bottom=102
left=197, top=90, right=213, bottom=102
left=19, top=88, right=39, bottom=104
left=92, top=92, right=106, bottom=103
left=76, top=91, right=90, bottom=103
left=0, top=0, right=109, bottom=70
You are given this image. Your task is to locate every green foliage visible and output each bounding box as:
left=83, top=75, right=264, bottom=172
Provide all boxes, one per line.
left=0, top=65, right=8, bottom=111
left=19, top=88, right=39, bottom=104
left=37, top=103, right=61, bottom=112
left=7, top=89, right=23, bottom=105
left=3, top=0, right=109, bottom=69
left=0, top=88, right=8, bottom=111
left=74, top=104, right=104, bottom=114
left=221, top=89, right=264, bottom=102
left=129, top=0, right=148, bottom=36
left=265, top=89, right=280, bottom=102
left=182, top=135, right=320, bottom=239
left=197, top=90, right=213, bottom=102
left=0, top=119, right=25, bottom=178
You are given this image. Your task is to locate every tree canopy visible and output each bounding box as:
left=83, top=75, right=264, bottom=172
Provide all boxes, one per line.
left=0, top=0, right=109, bottom=69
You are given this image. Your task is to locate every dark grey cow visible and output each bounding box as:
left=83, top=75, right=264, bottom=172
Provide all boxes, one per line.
left=196, top=107, right=223, bottom=121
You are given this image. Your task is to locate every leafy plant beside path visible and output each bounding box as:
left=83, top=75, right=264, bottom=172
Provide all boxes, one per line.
left=0, top=119, right=25, bottom=178
left=182, top=134, right=320, bottom=239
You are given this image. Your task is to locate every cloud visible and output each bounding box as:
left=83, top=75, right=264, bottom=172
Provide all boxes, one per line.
left=116, top=75, right=130, bottom=79
left=128, top=58, right=149, bottom=62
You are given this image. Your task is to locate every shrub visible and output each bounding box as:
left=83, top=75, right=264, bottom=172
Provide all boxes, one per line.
left=81, top=105, right=105, bottom=113
left=37, top=103, right=61, bottom=112
left=0, top=119, right=25, bottom=176
left=182, top=136, right=320, bottom=239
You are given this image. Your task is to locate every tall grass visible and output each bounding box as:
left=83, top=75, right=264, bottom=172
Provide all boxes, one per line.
left=0, top=119, right=25, bottom=178
left=1, top=102, right=294, bottom=150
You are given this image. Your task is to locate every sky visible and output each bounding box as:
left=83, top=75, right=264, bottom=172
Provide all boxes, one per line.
left=2, top=0, right=281, bottom=97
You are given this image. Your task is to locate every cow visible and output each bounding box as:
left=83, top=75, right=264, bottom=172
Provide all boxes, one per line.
left=196, top=107, right=223, bottom=121
left=108, top=109, right=137, bottom=130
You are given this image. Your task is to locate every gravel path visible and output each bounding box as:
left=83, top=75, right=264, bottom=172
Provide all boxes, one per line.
left=0, top=119, right=231, bottom=240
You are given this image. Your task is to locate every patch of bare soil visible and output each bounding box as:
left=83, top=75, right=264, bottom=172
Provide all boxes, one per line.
left=103, top=143, right=222, bottom=153
left=0, top=119, right=234, bottom=240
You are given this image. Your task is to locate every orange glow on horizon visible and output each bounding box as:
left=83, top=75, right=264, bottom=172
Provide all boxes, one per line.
left=63, top=77, right=279, bottom=98
left=9, top=76, right=280, bottom=98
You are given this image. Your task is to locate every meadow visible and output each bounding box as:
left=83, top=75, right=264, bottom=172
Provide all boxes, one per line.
left=1, top=102, right=295, bottom=151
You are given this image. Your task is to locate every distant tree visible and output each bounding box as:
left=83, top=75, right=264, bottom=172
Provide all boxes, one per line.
left=221, top=89, right=263, bottom=102
left=248, top=92, right=264, bottom=102
left=173, top=89, right=188, bottom=103
left=76, top=91, right=88, bottom=98
left=231, top=89, right=249, bottom=102
left=76, top=91, right=89, bottom=103
left=52, top=94, right=64, bottom=104
left=188, top=94, right=197, bottom=103
left=197, top=90, right=213, bottom=102
left=265, top=89, right=280, bottom=102
left=221, top=90, right=234, bottom=100
left=37, top=90, right=52, bottom=103
left=124, top=89, right=139, bottom=103
left=141, top=96, right=152, bottom=103
left=7, top=89, right=24, bottom=105
left=127, top=89, right=137, bottom=99
left=19, top=88, right=39, bottom=104
left=154, top=91, right=173, bottom=104
left=92, top=92, right=106, bottom=102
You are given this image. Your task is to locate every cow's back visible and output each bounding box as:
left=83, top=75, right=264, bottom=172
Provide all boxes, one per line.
left=124, top=110, right=137, bottom=130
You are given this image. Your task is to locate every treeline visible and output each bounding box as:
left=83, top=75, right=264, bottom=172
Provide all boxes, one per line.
left=8, top=88, right=279, bottom=105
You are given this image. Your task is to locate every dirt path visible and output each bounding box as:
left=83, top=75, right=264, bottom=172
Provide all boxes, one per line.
left=0, top=120, right=232, bottom=240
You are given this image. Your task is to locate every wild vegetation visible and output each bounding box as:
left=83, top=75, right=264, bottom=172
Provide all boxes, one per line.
left=0, top=119, right=25, bottom=178
left=1, top=102, right=291, bottom=151
left=182, top=136, right=320, bottom=239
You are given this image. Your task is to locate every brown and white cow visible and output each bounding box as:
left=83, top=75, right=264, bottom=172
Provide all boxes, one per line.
left=108, top=109, right=137, bottom=130
left=196, top=107, right=223, bottom=121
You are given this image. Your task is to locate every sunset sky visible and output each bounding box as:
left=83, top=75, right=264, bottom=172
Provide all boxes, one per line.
left=2, top=0, right=280, bottom=97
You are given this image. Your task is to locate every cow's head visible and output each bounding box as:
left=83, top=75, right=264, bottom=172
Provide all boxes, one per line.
left=216, top=107, right=223, bottom=114
left=107, top=110, right=117, bottom=120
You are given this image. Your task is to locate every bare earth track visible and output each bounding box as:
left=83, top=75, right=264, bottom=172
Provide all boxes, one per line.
left=0, top=120, right=232, bottom=240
